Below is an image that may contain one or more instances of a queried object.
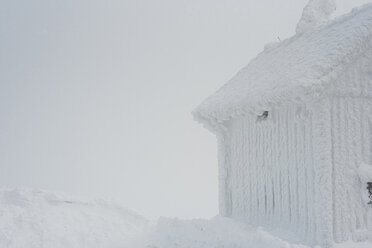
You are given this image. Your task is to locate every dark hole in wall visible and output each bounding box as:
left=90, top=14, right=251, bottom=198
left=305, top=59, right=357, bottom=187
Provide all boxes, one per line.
left=257, top=111, right=269, bottom=121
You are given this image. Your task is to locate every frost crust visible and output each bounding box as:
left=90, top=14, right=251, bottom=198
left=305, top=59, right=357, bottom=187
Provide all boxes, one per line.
left=296, top=0, right=336, bottom=34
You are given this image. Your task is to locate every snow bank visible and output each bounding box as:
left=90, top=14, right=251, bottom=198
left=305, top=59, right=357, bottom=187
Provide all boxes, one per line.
left=0, top=189, right=370, bottom=248
left=136, top=216, right=306, bottom=248
left=0, top=188, right=148, bottom=248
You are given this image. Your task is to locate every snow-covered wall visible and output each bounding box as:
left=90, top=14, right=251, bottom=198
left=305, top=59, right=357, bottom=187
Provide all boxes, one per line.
left=312, top=98, right=334, bottom=247
left=198, top=7, right=372, bottom=246
left=328, top=51, right=372, bottom=243
left=222, top=104, right=318, bottom=245
left=216, top=48, right=372, bottom=247
left=330, top=95, right=372, bottom=242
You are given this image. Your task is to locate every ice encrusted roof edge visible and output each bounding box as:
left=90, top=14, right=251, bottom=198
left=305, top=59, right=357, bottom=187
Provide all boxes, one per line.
left=193, top=4, right=372, bottom=132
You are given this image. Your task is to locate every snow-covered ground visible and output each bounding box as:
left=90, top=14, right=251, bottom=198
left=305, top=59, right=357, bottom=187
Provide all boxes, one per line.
left=137, top=217, right=371, bottom=248
left=0, top=188, right=370, bottom=248
left=0, top=188, right=148, bottom=248
left=135, top=216, right=310, bottom=248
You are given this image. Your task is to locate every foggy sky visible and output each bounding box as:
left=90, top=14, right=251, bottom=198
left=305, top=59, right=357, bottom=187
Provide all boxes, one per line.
left=0, top=0, right=370, bottom=219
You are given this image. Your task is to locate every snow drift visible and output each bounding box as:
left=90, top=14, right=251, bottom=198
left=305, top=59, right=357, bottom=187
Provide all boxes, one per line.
left=0, top=188, right=370, bottom=248
left=0, top=188, right=148, bottom=248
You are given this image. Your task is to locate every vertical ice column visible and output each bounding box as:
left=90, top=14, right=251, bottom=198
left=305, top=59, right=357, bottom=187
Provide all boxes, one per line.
left=312, top=98, right=334, bottom=247
left=217, top=130, right=232, bottom=217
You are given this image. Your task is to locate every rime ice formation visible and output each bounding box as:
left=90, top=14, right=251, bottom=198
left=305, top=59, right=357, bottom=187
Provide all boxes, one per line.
left=0, top=188, right=148, bottom=248
left=358, top=162, right=372, bottom=183
left=358, top=163, right=372, bottom=206
left=193, top=4, right=372, bottom=130
left=193, top=3, right=372, bottom=248
left=296, top=0, right=336, bottom=34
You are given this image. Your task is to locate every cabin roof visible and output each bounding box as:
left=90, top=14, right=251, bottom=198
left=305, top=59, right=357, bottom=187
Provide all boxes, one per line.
left=193, top=4, right=372, bottom=129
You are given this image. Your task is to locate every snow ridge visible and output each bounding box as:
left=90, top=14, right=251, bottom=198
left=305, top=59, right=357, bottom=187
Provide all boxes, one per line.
left=0, top=188, right=148, bottom=248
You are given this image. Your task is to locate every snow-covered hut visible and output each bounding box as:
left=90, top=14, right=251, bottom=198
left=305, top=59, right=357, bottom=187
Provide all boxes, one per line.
left=193, top=3, right=372, bottom=247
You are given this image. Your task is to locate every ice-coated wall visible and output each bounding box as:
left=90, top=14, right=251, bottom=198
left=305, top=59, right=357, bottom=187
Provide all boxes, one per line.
left=329, top=51, right=372, bottom=243
left=215, top=50, right=372, bottom=246
left=221, top=103, right=318, bottom=245
left=330, top=96, right=371, bottom=243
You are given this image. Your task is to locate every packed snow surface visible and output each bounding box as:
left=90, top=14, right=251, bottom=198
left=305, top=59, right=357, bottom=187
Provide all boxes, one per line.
left=0, top=188, right=148, bottom=248
left=137, top=216, right=310, bottom=248
left=0, top=188, right=370, bottom=247
left=193, top=4, right=372, bottom=128
left=138, top=217, right=372, bottom=248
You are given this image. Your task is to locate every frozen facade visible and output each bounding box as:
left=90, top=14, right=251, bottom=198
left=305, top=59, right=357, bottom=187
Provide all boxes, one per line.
left=193, top=3, right=372, bottom=247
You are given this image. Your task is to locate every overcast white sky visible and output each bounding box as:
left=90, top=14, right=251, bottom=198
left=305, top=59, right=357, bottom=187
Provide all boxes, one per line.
left=0, top=0, right=370, bottom=220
